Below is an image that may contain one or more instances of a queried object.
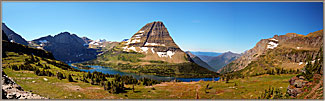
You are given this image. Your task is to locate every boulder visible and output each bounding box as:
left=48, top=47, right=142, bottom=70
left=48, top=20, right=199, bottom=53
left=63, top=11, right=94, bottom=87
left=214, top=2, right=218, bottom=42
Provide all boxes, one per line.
left=294, top=80, right=303, bottom=88
left=298, top=76, right=305, bottom=80
left=289, top=76, right=299, bottom=85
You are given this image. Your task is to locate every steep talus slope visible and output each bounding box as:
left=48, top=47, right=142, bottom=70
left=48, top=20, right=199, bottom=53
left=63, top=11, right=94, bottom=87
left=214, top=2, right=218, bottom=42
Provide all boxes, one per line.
left=2, top=23, right=28, bottom=45
left=207, top=51, right=241, bottom=72
left=31, top=32, right=98, bottom=63
left=219, top=30, right=323, bottom=75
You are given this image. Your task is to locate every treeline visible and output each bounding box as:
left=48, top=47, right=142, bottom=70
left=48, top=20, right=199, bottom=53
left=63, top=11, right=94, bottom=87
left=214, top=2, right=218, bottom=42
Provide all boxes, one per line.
left=259, top=68, right=300, bottom=76
left=80, top=62, right=220, bottom=78
left=299, top=47, right=323, bottom=81
left=258, top=87, right=284, bottom=99
left=2, top=41, right=54, bottom=59
left=76, top=71, right=162, bottom=94
left=220, top=68, right=301, bottom=83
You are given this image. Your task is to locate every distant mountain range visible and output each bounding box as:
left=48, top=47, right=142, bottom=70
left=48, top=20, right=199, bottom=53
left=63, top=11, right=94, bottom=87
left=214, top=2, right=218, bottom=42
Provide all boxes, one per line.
left=207, top=51, right=241, bottom=72
left=186, top=51, right=216, bottom=72
left=186, top=51, right=240, bottom=72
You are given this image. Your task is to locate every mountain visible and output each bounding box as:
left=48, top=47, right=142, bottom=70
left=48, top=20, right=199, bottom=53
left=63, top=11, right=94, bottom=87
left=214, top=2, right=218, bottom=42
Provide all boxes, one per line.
left=121, top=21, right=188, bottom=63
left=190, top=51, right=222, bottom=57
left=219, top=29, right=323, bottom=75
left=86, top=21, right=217, bottom=77
left=2, top=30, right=9, bottom=41
left=30, top=32, right=98, bottom=63
left=185, top=51, right=216, bottom=72
left=81, top=37, right=92, bottom=44
left=2, top=23, right=28, bottom=45
left=207, top=51, right=241, bottom=71
left=190, top=51, right=222, bottom=62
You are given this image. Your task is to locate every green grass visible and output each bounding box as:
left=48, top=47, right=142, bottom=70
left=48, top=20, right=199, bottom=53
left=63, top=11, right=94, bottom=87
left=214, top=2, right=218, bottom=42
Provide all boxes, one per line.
left=3, top=52, right=295, bottom=99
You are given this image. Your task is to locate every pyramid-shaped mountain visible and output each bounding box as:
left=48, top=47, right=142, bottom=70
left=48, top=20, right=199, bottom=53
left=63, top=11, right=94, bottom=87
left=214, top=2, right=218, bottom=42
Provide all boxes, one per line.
left=121, top=21, right=187, bottom=63
left=88, top=21, right=217, bottom=77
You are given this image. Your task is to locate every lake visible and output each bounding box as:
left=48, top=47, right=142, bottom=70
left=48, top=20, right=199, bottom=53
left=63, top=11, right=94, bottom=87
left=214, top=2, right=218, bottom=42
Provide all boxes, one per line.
left=70, top=64, right=220, bottom=82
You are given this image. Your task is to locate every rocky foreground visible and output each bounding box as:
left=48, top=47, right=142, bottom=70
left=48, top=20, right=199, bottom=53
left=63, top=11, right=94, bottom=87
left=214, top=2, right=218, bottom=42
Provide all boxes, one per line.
left=2, top=72, right=47, bottom=99
left=287, top=74, right=323, bottom=99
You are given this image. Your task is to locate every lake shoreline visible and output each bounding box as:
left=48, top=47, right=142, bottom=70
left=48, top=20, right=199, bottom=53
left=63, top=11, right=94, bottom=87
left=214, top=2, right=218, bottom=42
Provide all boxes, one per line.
left=69, top=63, right=220, bottom=82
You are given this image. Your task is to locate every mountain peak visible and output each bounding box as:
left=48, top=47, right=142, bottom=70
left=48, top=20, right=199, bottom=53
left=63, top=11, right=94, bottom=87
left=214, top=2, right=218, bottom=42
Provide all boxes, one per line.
left=121, top=21, right=187, bottom=63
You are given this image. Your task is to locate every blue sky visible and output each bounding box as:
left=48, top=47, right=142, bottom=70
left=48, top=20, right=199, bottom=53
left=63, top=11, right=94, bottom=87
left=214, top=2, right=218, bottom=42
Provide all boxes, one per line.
left=2, top=2, right=323, bottom=53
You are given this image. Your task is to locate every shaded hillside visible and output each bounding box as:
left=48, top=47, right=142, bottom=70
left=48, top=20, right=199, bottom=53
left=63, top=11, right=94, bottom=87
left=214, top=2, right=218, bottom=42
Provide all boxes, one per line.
left=2, top=23, right=28, bottom=45
left=186, top=51, right=216, bottom=72
left=207, top=51, right=241, bottom=72
left=30, top=32, right=98, bottom=63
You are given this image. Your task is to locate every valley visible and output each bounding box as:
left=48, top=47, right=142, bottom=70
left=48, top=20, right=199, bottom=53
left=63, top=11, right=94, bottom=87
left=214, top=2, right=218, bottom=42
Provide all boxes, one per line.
left=2, top=21, right=323, bottom=99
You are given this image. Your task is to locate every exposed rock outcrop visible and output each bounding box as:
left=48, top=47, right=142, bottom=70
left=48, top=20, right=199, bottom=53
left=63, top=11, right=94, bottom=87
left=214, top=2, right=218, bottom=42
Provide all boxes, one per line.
left=2, top=72, right=47, bottom=99
left=219, top=29, right=323, bottom=74
left=286, top=74, right=323, bottom=98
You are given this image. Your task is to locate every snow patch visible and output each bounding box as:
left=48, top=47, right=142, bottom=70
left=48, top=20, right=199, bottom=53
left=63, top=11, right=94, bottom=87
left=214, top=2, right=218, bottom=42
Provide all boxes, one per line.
left=144, top=42, right=166, bottom=46
left=156, top=51, right=175, bottom=58
left=130, top=39, right=141, bottom=43
left=166, top=51, right=175, bottom=58
left=140, top=47, right=149, bottom=53
left=267, top=41, right=278, bottom=49
left=157, top=52, right=167, bottom=58
left=135, top=34, right=143, bottom=37
left=139, top=31, right=145, bottom=33
left=93, top=43, right=99, bottom=45
left=122, top=46, right=137, bottom=52
left=39, top=40, right=48, bottom=43
left=299, top=62, right=303, bottom=65
left=269, top=38, right=278, bottom=42
left=150, top=48, right=155, bottom=53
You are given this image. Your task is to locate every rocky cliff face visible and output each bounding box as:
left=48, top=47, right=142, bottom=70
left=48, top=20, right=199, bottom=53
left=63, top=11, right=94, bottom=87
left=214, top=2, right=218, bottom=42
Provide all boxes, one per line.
left=219, top=30, right=323, bottom=74
left=207, top=51, right=241, bottom=72
left=2, top=23, right=28, bottom=45
left=31, top=32, right=98, bottom=63
left=121, top=21, right=188, bottom=63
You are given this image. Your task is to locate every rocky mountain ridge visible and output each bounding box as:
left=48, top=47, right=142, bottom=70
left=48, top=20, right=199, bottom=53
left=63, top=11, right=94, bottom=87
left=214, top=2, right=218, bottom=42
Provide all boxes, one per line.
left=207, top=51, right=241, bottom=72
left=2, top=23, right=28, bottom=45
left=219, top=29, right=323, bottom=74
left=30, top=32, right=98, bottom=63
left=185, top=51, right=216, bottom=72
